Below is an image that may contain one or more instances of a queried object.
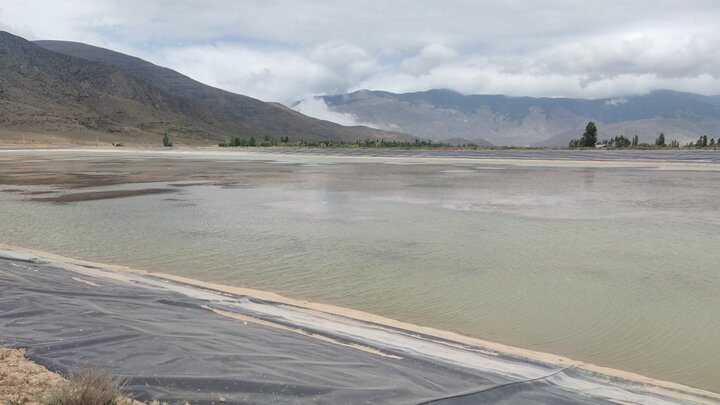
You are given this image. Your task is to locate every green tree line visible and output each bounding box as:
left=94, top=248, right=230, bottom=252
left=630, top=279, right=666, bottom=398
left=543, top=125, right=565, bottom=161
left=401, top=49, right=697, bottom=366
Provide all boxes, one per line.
left=686, top=135, right=718, bottom=148
left=218, top=137, right=473, bottom=148
left=569, top=122, right=688, bottom=149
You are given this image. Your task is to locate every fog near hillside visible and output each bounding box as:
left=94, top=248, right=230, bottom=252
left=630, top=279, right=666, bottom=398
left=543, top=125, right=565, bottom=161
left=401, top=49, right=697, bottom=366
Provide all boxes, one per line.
left=298, top=89, right=720, bottom=146
left=293, top=97, right=383, bottom=129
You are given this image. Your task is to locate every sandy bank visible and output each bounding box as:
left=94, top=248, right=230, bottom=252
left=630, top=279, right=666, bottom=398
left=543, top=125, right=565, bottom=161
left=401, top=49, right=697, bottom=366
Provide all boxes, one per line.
left=1, top=146, right=720, bottom=169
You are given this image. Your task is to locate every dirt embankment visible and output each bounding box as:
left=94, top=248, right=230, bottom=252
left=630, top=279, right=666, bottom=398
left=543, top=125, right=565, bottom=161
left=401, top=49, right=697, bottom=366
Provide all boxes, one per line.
left=0, top=348, right=64, bottom=405
left=0, top=348, right=148, bottom=405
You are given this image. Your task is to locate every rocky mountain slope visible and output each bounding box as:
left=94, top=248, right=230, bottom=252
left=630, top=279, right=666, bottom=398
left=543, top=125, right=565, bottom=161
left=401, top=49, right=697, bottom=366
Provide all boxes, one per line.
left=316, top=89, right=720, bottom=146
left=0, top=31, right=409, bottom=145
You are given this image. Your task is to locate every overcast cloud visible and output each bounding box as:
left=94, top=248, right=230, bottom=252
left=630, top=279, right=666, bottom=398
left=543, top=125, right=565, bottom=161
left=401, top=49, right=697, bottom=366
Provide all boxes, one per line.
left=2, top=0, right=720, bottom=105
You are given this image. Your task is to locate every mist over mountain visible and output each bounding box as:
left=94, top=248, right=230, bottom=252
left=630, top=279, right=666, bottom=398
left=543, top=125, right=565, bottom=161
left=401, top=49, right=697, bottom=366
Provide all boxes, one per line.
left=5, top=28, right=720, bottom=148
left=313, top=89, right=720, bottom=146
left=0, top=31, right=410, bottom=145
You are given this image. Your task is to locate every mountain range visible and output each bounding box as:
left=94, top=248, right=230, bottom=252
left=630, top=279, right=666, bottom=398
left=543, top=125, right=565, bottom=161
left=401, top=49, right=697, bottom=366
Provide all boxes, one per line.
left=3, top=30, right=720, bottom=147
left=0, top=31, right=409, bottom=146
left=317, top=89, right=720, bottom=146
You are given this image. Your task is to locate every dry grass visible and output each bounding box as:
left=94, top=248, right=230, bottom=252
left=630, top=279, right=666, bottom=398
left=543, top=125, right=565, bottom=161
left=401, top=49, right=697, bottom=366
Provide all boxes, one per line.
left=44, top=368, right=132, bottom=405
left=0, top=348, right=176, bottom=405
left=0, top=348, right=64, bottom=405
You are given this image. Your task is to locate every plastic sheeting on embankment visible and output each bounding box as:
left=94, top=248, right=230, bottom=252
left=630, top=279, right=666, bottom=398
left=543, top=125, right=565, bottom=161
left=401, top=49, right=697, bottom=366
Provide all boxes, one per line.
left=0, top=254, right=711, bottom=404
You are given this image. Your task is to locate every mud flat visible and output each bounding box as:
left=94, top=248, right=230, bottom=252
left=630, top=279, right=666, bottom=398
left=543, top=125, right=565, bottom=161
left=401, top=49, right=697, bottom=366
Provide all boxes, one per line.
left=1, top=246, right=718, bottom=404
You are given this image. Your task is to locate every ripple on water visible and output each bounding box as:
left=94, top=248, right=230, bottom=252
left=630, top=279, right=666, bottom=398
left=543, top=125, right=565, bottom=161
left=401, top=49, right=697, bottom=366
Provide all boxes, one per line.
left=0, top=154, right=718, bottom=392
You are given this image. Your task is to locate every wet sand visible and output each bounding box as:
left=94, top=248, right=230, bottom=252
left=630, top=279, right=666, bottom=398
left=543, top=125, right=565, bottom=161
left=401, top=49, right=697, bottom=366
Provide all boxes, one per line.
left=31, top=188, right=175, bottom=203
left=1, top=148, right=718, bottom=199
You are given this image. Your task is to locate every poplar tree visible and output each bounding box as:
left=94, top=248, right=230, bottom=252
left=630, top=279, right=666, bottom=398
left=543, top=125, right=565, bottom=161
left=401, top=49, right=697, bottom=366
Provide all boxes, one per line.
left=655, top=133, right=665, bottom=146
left=581, top=122, right=598, bottom=147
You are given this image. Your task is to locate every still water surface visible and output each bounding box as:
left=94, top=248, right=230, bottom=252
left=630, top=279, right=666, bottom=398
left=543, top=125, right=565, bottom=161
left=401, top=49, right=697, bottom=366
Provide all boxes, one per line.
left=1, top=150, right=719, bottom=391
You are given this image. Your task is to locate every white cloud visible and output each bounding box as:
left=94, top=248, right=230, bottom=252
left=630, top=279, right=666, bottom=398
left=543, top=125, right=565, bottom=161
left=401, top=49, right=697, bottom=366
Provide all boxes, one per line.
left=142, top=41, right=381, bottom=102
left=153, top=43, right=332, bottom=102
left=605, top=98, right=629, bottom=106
left=293, top=97, right=380, bottom=128
left=2, top=1, right=720, bottom=104
left=399, top=44, right=458, bottom=75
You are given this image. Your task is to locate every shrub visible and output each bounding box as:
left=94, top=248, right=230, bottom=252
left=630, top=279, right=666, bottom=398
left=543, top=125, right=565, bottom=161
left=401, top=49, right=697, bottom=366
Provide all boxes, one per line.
left=45, top=367, right=130, bottom=405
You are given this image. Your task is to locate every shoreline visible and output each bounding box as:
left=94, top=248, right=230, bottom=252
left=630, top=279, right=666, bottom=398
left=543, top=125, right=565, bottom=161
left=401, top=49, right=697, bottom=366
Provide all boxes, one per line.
left=2, top=146, right=720, bottom=170
left=2, top=242, right=718, bottom=403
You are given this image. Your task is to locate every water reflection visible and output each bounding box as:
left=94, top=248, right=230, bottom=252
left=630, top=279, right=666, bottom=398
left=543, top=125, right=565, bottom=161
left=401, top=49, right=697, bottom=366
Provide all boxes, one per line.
left=0, top=151, right=719, bottom=391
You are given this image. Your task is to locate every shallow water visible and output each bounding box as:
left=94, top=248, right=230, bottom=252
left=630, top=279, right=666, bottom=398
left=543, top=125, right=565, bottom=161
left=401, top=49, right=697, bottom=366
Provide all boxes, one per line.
left=1, top=149, right=719, bottom=392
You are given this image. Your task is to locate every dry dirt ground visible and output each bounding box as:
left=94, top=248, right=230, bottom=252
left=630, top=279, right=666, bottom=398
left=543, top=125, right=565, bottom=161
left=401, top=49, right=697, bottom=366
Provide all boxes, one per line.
left=0, top=348, right=147, bottom=405
left=0, top=348, right=64, bottom=405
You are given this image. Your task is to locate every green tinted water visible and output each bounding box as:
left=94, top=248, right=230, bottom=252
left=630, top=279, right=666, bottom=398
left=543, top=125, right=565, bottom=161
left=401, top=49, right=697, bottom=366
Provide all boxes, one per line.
left=1, top=151, right=718, bottom=391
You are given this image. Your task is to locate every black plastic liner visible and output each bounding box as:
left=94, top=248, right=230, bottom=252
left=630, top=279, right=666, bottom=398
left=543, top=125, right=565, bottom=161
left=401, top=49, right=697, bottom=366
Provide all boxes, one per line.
left=0, top=256, right=703, bottom=404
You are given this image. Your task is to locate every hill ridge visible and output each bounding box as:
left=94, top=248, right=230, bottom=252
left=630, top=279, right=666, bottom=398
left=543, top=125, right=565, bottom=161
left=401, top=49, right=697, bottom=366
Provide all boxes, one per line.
left=0, top=31, right=410, bottom=145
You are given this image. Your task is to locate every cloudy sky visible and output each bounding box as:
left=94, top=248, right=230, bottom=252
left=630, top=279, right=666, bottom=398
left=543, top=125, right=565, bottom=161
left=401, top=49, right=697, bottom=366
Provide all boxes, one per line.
left=2, top=0, right=720, bottom=108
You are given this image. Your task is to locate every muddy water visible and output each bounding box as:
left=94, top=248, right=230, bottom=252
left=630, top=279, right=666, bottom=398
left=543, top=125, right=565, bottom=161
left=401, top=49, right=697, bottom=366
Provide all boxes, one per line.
left=0, top=149, right=719, bottom=392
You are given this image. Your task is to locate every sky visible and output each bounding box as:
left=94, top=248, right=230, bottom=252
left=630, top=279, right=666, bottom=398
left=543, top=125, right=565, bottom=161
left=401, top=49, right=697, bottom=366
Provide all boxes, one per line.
left=2, top=0, right=720, bottom=112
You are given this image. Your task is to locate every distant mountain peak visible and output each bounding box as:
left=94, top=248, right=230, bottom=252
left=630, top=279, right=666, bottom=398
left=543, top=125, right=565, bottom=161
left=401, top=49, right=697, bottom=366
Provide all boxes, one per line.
left=318, top=89, right=720, bottom=146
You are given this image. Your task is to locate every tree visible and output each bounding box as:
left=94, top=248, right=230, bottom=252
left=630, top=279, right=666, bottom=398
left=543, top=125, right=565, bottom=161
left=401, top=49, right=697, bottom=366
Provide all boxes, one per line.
left=702, top=135, right=708, bottom=147
left=581, top=121, right=598, bottom=147
left=632, top=135, right=639, bottom=146
left=710, top=138, right=716, bottom=146
left=232, top=137, right=241, bottom=147
left=655, top=132, right=666, bottom=147
left=162, top=133, right=171, bottom=147
left=568, top=122, right=599, bottom=148
left=614, top=135, right=631, bottom=148
left=248, top=136, right=256, bottom=147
